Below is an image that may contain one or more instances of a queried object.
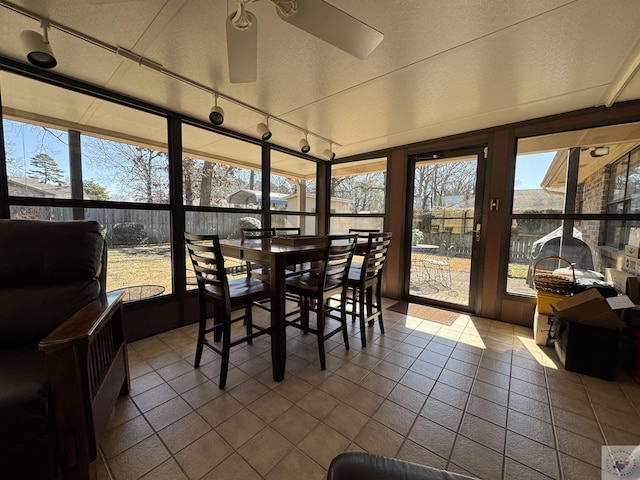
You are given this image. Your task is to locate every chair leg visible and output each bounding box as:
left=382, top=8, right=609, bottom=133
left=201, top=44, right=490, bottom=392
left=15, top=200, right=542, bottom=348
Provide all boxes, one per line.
left=376, top=285, right=385, bottom=334
left=316, top=300, right=327, bottom=370
left=349, top=286, right=358, bottom=323
left=219, top=315, right=231, bottom=389
left=366, top=287, right=374, bottom=326
left=245, top=304, right=253, bottom=345
left=358, top=287, right=367, bottom=348
left=194, top=298, right=207, bottom=368
left=301, top=297, right=310, bottom=334
left=213, top=305, right=223, bottom=343
left=340, top=290, right=350, bottom=352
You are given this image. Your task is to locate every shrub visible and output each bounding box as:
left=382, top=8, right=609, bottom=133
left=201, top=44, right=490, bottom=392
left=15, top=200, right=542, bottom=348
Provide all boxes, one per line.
left=238, top=217, right=262, bottom=230
left=412, top=228, right=424, bottom=245
left=112, top=222, right=148, bottom=245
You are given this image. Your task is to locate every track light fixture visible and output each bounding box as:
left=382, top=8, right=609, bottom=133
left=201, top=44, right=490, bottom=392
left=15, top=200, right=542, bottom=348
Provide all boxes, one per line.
left=299, top=132, right=311, bottom=153
left=257, top=117, right=272, bottom=141
left=209, top=93, right=224, bottom=125
left=590, top=146, right=610, bottom=157
left=323, top=143, right=336, bottom=161
left=20, top=20, right=56, bottom=69
left=7, top=6, right=343, bottom=157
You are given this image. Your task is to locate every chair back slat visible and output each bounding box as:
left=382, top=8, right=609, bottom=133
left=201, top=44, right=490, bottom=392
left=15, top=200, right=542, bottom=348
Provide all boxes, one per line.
left=185, top=233, right=229, bottom=296
left=361, top=232, right=393, bottom=282
left=274, top=227, right=301, bottom=236
left=348, top=228, right=380, bottom=239
left=241, top=228, right=275, bottom=241
left=323, top=234, right=359, bottom=288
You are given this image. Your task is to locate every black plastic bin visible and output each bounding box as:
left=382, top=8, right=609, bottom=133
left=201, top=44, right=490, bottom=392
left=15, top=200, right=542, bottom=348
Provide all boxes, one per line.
left=553, top=317, right=619, bottom=380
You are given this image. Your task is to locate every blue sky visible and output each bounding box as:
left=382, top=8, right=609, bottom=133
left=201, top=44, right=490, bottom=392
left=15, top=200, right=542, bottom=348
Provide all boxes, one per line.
left=6, top=119, right=557, bottom=192
left=514, top=152, right=555, bottom=189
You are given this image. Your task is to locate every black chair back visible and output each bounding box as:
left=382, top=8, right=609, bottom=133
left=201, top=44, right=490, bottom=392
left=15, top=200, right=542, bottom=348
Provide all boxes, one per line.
left=241, top=228, right=275, bottom=241
left=321, top=234, right=359, bottom=291
left=185, top=233, right=230, bottom=306
left=360, top=232, right=392, bottom=284
left=274, top=227, right=301, bottom=236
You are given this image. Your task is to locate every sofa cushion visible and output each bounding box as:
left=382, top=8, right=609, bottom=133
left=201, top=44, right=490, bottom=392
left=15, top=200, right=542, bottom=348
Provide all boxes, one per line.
left=0, top=219, right=104, bottom=287
left=0, top=281, right=100, bottom=345
left=0, top=344, right=52, bottom=448
left=0, top=219, right=104, bottom=344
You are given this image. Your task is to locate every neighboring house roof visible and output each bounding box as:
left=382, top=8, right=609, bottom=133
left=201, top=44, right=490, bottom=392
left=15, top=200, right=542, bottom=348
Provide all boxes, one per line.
left=228, top=189, right=289, bottom=206
left=512, top=189, right=565, bottom=211
left=7, top=176, right=99, bottom=200
left=448, top=189, right=564, bottom=211
left=7, top=176, right=61, bottom=197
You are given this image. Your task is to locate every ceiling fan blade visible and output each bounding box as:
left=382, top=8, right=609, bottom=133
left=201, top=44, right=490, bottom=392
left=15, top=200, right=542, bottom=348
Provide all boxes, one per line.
left=84, top=0, right=146, bottom=4
left=274, top=0, right=383, bottom=59
left=226, top=10, right=258, bottom=83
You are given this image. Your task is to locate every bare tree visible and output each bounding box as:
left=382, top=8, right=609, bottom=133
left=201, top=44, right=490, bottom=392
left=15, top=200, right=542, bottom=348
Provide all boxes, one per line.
left=414, top=161, right=476, bottom=211
left=331, top=172, right=385, bottom=213
left=82, top=138, right=169, bottom=203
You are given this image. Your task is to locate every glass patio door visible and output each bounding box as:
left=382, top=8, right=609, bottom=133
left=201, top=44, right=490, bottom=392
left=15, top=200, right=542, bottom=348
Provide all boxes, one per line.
left=407, top=148, right=485, bottom=311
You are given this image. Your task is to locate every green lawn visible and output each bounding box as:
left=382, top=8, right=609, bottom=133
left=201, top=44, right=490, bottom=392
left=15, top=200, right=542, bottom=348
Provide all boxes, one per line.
left=108, top=245, right=530, bottom=297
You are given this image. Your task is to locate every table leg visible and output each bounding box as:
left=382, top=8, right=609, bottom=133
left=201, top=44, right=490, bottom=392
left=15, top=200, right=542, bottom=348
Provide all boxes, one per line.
left=270, top=255, right=287, bottom=381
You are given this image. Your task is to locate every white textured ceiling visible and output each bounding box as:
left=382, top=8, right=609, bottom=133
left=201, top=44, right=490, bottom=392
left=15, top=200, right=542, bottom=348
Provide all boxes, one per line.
left=1, top=0, right=640, bottom=162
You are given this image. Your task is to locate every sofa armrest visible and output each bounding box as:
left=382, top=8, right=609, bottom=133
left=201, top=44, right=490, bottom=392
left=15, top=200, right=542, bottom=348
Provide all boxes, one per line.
left=327, top=453, right=478, bottom=480
left=39, top=291, right=129, bottom=479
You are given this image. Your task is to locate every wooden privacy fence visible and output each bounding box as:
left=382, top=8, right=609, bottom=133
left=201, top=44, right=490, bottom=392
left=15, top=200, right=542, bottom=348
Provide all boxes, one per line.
left=25, top=206, right=260, bottom=245
left=420, top=232, right=537, bottom=263
left=26, top=206, right=539, bottom=261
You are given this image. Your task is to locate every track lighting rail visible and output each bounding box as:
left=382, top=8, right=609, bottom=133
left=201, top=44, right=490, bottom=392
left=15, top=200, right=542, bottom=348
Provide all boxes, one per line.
left=1, top=0, right=340, bottom=154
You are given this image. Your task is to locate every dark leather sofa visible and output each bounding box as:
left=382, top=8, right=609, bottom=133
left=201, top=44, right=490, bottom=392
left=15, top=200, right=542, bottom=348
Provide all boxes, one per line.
left=0, top=219, right=130, bottom=480
left=328, top=452, right=477, bottom=480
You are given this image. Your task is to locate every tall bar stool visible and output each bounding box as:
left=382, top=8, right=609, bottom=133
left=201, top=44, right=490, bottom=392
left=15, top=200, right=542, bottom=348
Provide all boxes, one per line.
left=240, top=228, right=275, bottom=281
left=185, top=232, right=271, bottom=389
left=347, top=232, right=392, bottom=347
left=285, top=234, right=358, bottom=370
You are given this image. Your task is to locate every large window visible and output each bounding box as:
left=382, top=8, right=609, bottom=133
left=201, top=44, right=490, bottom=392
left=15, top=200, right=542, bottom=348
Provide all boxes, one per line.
left=182, top=124, right=262, bottom=209
left=507, top=123, right=640, bottom=296
left=2, top=69, right=320, bottom=305
left=269, top=150, right=317, bottom=234
left=2, top=71, right=172, bottom=296
left=605, top=147, right=640, bottom=248
left=329, top=157, right=387, bottom=234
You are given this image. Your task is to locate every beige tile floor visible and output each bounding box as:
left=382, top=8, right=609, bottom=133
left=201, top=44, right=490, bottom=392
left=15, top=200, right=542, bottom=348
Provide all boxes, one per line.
left=96, top=298, right=640, bottom=480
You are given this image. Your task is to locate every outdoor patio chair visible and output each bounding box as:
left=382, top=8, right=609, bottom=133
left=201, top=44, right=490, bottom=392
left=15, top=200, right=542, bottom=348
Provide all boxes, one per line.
left=185, top=232, right=272, bottom=389
left=423, top=243, right=455, bottom=288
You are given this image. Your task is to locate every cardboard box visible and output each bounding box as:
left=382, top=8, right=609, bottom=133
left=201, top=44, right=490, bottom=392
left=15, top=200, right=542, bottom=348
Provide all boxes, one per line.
left=533, top=307, right=551, bottom=346
left=629, top=227, right=640, bottom=248
left=627, top=277, right=640, bottom=304
left=606, top=268, right=634, bottom=293
left=536, top=291, right=567, bottom=315
left=623, top=256, right=640, bottom=275
left=626, top=245, right=640, bottom=258
left=551, top=289, right=626, bottom=329
left=551, top=290, right=629, bottom=379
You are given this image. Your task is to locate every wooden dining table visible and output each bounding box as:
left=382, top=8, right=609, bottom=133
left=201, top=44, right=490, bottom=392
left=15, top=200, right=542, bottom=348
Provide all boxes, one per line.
left=219, top=237, right=328, bottom=382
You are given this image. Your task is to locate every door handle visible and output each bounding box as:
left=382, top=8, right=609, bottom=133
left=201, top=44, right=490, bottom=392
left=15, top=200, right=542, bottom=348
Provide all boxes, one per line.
left=473, top=223, right=481, bottom=242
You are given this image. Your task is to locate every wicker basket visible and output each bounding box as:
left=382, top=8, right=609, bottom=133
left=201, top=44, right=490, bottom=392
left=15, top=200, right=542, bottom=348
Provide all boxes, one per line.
left=533, top=255, right=576, bottom=296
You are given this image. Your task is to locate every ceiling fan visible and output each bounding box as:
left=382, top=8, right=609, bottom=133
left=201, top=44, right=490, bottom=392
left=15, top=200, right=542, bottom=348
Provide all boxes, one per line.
left=226, top=0, right=384, bottom=83
left=86, top=0, right=384, bottom=83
